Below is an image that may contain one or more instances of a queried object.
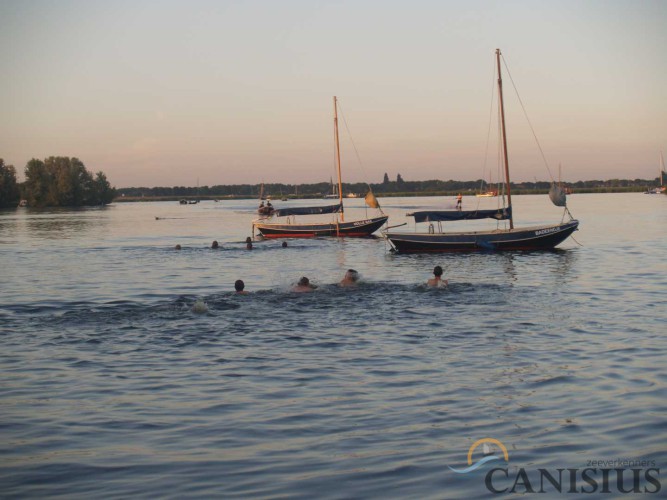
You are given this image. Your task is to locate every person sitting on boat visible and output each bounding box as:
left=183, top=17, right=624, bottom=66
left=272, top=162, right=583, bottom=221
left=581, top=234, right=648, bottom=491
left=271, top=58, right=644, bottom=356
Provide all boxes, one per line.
left=292, top=276, right=316, bottom=293
left=266, top=201, right=273, bottom=209
left=339, top=269, right=360, bottom=287
left=456, top=193, right=462, bottom=210
left=235, top=279, right=248, bottom=294
left=427, top=266, right=448, bottom=287
left=259, top=201, right=265, bottom=208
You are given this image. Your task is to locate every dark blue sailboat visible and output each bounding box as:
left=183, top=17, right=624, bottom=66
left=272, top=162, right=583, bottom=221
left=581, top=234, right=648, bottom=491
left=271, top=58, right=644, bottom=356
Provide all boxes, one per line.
left=253, top=97, right=388, bottom=238
left=385, top=49, right=579, bottom=253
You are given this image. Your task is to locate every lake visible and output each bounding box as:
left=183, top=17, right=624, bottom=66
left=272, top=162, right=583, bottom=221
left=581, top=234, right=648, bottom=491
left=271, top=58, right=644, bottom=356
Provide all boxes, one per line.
left=1, top=193, right=666, bottom=498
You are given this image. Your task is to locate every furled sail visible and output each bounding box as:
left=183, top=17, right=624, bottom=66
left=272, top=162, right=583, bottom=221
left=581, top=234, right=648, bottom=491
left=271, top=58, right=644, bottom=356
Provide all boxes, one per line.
left=273, top=203, right=343, bottom=217
left=364, top=190, right=380, bottom=209
left=548, top=184, right=567, bottom=207
left=409, top=207, right=512, bottom=223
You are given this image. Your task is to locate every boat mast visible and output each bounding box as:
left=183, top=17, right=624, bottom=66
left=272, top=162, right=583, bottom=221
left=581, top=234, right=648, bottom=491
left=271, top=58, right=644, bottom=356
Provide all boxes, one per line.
left=333, top=96, right=344, bottom=221
left=496, top=48, right=513, bottom=229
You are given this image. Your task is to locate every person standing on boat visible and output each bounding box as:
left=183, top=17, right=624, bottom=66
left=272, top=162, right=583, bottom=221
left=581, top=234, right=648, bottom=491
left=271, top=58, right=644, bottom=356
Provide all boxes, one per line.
left=427, top=266, right=448, bottom=287
left=456, top=193, right=462, bottom=210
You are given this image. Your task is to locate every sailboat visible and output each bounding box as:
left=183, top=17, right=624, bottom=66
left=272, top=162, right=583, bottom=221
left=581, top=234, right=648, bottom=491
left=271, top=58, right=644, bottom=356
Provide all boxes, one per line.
left=384, top=49, right=579, bottom=253
left=643, top=152, right=666, bottom=194
left=323, top=177, right=339, bottom=199
left=252, top=97, right=388, bottom=238
left=476, top=174, right=498, bottom=197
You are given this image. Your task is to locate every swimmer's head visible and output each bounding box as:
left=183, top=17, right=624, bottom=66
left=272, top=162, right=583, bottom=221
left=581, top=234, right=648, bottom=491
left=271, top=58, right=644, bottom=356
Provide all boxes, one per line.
left=234, top=279, right=245, bottom=292
left=174, top=244, right=181, bottom=250
left=345, top=269, right=359, bottom=282
left=211, top=240, right=219, bottom=249
left=298, top=276, right=309, bottom=287
left=433, top=265, right=443, bottom=277
left=282, top=241, right=288, bottom=248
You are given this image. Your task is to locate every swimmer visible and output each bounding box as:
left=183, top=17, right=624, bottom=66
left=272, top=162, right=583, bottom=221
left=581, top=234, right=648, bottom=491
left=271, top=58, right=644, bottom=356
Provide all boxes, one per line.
left=282, top=241, right=288, bottom=248
left=245, top=236, right=253, bottom=250
left=211, top=240, right=219, bottom=249
left=427, top=265, right=448, bottom=287
left=339, top=269, right=360, bottom=287
left=192, top=298, right=208, bottom=313
left=174, top=244, right=182, bottom=250
left=235, top=279, right=248, bottom=294
left=292, top=276, right=316, bottom=293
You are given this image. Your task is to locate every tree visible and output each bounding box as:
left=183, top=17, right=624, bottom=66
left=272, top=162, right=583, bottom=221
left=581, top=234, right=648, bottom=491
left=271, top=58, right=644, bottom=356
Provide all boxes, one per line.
left=92, top=171, right=115, bottom=204
left=0, top=159, right=21, bottom=207
left=23, top=156, right=115, bottom=207
left=383, top=173, right=389, bottom=184
left=24, top=159, right=50, bottom=207
left=397, top=173, right=404, bottom=184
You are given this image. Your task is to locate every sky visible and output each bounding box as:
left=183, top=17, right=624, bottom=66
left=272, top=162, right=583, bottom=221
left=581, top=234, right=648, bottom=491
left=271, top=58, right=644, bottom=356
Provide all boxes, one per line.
left=1, top=0, right=666, bottom=188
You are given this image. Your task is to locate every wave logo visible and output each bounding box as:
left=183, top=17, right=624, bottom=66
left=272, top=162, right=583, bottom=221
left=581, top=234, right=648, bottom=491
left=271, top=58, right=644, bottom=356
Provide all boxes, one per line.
left=448, top=438, right=510, bottom=474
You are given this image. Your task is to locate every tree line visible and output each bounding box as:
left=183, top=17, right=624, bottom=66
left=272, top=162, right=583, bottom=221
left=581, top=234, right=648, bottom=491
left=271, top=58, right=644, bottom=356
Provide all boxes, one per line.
left=116, top=171, right=665, bottom=199
left=0, top=157, right=115, bottom=208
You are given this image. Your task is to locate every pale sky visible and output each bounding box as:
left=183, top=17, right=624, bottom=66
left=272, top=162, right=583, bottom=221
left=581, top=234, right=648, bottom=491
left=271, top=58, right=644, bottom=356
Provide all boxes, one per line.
left=1, top=0, right=666, bottom=187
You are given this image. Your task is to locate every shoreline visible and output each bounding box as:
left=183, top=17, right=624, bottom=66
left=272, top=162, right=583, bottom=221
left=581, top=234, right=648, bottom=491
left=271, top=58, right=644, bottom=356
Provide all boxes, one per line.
left=113, top=186, right=659, bottom=203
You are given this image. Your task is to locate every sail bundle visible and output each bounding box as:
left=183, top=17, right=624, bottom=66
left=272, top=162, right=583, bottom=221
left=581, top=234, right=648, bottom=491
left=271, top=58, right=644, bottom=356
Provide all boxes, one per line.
left=548, top=184, right=567, bottom=207
left=273, top=203, right=343, bottom=217
left=409, top=207, right=512, bottom=223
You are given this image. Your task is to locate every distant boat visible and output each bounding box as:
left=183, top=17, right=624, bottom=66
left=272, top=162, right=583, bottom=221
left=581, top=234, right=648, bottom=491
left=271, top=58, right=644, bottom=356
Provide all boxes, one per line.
left=644, top=152, right=666, bottom=194
left=253, top=97, right=388, bottom=238
left=179, top=199, right=188, bottom=205
left=384, top=49, right=579, bottom=253
left=323, top=177, right=339, bottom=199
left=17, top=199, right=27, bottom=207
left=476, top=174, right=498, bottom=197
left=475, top=190, right=497, bottom=198
left=257, top=183, right=275, bottom=215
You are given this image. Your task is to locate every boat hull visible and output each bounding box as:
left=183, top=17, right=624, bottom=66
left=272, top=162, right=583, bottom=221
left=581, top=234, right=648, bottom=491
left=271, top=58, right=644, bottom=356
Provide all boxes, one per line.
left=255, top=215, right=388, bottom=238
left=385, top=220, right=579, bottom=253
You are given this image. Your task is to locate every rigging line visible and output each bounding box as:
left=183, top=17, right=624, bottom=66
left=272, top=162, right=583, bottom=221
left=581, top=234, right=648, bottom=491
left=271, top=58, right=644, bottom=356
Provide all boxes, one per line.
left=336, top=100, right=372, bottom=189
left=500, top=54, right=556, bottom=183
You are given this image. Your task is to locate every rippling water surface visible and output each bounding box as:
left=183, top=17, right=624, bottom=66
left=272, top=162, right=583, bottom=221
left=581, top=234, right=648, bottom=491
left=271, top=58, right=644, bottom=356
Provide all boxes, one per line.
left=1, top=194, right=666, bottom=498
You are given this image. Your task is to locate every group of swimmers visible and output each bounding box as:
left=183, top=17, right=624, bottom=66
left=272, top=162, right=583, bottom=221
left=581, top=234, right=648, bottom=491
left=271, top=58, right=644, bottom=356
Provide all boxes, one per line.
left=174, top=240, right=289, bottom=251
left=233, top=266, right=447, bottom=295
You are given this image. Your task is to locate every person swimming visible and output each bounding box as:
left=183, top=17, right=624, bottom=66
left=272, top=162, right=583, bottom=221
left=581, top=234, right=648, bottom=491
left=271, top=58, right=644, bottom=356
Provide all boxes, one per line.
left=427, top=265, right=448, bottom=287
left=292, top=276, right=316, bottom=292
left=281, top=241, right=288, bottom=248
left=245, top=236, right=253, bottom=250
left=235, top=279, right=248, bottom=294
left=211, top=240, right=219, bottom=249
left=339, top=269, right=360, bottom=287
left=174, top=244, right=182, bottom=250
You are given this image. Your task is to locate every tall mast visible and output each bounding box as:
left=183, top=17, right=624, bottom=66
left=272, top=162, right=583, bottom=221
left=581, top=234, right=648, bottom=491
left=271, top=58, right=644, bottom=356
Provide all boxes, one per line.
left=496, top=48, right=513, bottom=229
left=333, top=96, right=344, bottom=221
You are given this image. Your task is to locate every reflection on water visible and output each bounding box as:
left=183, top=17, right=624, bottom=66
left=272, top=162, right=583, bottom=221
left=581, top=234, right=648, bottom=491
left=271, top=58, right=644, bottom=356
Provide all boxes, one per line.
left=0, top=206, right=112, bottom=241
left=0, top=194, right=665, bottom=498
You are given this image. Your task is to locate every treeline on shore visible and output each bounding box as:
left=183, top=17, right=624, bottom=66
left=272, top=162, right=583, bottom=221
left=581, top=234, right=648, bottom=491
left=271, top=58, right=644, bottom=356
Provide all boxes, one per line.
left=115, top=172, right=665, bottom=201
left=0, top=157, right=115, bottom=208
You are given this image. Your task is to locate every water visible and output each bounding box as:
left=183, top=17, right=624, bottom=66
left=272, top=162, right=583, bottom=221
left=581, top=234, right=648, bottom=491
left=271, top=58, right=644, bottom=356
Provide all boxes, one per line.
left=1, top=194, right=666, bottom=498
